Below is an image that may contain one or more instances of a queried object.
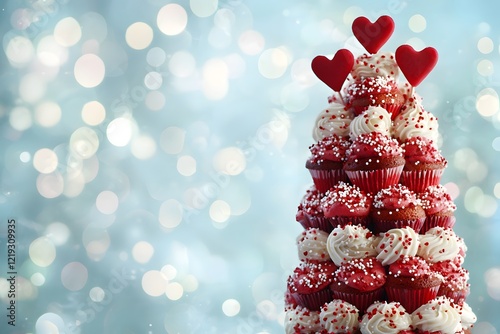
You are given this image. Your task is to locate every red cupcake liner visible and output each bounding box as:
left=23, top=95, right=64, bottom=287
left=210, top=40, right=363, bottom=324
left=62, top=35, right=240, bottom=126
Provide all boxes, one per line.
left=400, top=169, right=444, bottom=193
left=308, top=168, right=349, bottom=193
left=384, top=103, right=404, bottom=120
left=297, top=212, right=333, bottom=233
left=385, top=285, right=440, bottom=313
left=327, top=216, right=370, bottom=229
left=345, top=165, right=404, bottom=194
left=420, top=215, right=456, bottom=234
left=331, top=287, right=385, bottom=314
left=293, top=288, right=333, bottom=311
left=373, top=217, right=426, bottom=234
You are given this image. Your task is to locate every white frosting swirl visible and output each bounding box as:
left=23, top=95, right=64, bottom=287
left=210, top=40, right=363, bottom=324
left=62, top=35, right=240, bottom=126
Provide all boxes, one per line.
left=352, top=52, right=399, bottom=79
left=327, top=224, right=379, bottom=266
left=411, top=296, right=462, bottom=334
left=417, top=227, right=461, bottom=263
left=455, top=302, right=477, bottom=330
left=349, top=106, right=392, bottom=140
left=360, top=301, right=412, bottom=334
left=320, top=300, right=360, bottom=333
left=313, top=101, right=353, bottom=141
left=284, top=306, right=321, bottom=334
left=376, top=227, right=420, bottom=266
left=297, top=228, right=330, bottom=262
left=393, top=103, right=439, bottom=143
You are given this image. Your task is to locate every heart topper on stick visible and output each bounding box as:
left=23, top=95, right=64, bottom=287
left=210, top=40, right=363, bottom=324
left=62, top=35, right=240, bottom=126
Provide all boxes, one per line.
left=311, top=49, right=354, bottom=102
left=352, top=15, right=395, bottom=54
left=395, top=44, right=438, bottom=87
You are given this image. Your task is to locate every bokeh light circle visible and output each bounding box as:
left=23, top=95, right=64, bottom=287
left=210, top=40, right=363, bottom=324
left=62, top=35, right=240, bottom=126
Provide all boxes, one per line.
left=29, top=237, right=56, bottom=267
left=61, top=262, right=88, bottom=291
left=142, top=270, right=167, bottom=297
left=157, top=4, right=188, bottom=36
left=54, top=16, right=82, bottom=47
left=81, top=100, right=106, bottom=126
left=126, top=22, right=154, bottom=50
left=258, top=48, right=289, bottom=79
left=33, top=148, right=58, bottom=174
left=74, top=54, right=105, bottom=88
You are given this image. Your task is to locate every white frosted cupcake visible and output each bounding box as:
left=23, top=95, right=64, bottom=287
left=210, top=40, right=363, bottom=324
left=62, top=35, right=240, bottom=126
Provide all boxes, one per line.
left=296, top=228, right=330, bottom=263
left=411, top=296, right=463, bottom=334
left=360, top=301, right=412, bottom=334
left=320, top=299, right=360, bottom=333
left=284, top=305, right=321, bottom=334
left=326, top=224, right=379, bottom=267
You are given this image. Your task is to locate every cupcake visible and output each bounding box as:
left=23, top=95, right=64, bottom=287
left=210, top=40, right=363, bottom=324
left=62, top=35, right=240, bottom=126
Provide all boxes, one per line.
left=417, top=227, right=462, bottom=264
left=326, top=224, right=379, bottom=267
left=411, top=296, right=463, bottom=334
left=349, top=106, right=392, bottom=140
left=320, top=299, right=360, bottom=334
left=435, top=265, right=470, bottom=305
left=284, top=305, right=322, bottom=334
left=375, top=226, right=420, bottom=266
left=320, top=182, right=373, bottom=228
left=330, top=257, right=386, bottom=313
left=296, top=228, right=331, bottom=263
left=385, top=256, right=443, bottom=313
left=313, top=95, right=354, bottom=141
left=393, top=100, right=439, bottom=144
left=306, top=135, right=351, bottom=193
left=288, top=261, right=337, bottom=311
left=344, top=132, right=405, bottom=194
left=370, top=184, right=426, bottom=234
left=360, top=301, right=413, bottom=334
left=418, top=185, right=457, bottom=233
left=345, top=52, right=405, bottom=118
left=400, top=136, right=447, bottom=193
left=296, top=186, right=331, bottom=232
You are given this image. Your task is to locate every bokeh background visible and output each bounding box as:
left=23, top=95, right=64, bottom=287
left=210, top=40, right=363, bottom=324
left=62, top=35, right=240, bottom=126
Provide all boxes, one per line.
left=0, top=0, right=499, bottom=333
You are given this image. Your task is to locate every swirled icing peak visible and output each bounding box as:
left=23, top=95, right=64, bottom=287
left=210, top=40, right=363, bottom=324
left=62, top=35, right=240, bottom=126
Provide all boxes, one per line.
left=351, top=52, right=399, bottom=79
left=320, top=300, right=360, bottom=333
left=393, top=102, right=439, bottom=143
left=313, top=98, right=354, bottom=141
left=327, top=224, right=379, bottom=266
left=376, top=227, right=420, bottom=266
left=284, top=305, right=322, bottom=334
left=417, top=227, right=461, bottom=263
left=296, top=228, right=330, bottom=262
left=349, top=106, right=392, bottom=140
left=360, top=301, right=412, bottom=334
left=411, top=296, right=462, bottom=334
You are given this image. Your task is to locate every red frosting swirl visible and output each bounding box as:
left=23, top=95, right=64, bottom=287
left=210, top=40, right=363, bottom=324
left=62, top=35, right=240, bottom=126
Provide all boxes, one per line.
left=419, top=185, right=457, bottom=215
left=388, top=256, right=433, bottom=278
left=321, top=181, right=373, bottom=217
left=291, top=261, right=337, bottom=294
left=373, top=184, right=420, bottom=210
left=308, top=134, right=351, bottom=164
left=334, top=257, right=386, bottom=292
left=401, top=136, right=447, bottom=165
left=346, top=132, right=403, bottom=160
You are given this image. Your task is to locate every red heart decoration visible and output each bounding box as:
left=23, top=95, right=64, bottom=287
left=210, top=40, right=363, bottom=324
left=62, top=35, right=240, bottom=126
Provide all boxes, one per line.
left=395, top=44, right=438, bottom=86
left=352, top=15, right=395, bottom=54
left=311, top=49, right=354, bottom=92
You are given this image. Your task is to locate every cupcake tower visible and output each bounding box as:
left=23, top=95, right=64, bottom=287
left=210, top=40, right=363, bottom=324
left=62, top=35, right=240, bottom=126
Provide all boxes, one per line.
left=285, top=15, right=477, bottom=334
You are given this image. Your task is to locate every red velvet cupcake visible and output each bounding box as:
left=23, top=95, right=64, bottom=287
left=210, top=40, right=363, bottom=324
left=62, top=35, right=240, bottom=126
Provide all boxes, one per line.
left=400, top=136, right=447, bottom=193
left=306, top=134, right=351, bottom=193
left=345, top=52, right=404, bottom=119
left=330, top=257, right=386, bottom=314
left=418, top=185, right=457, bottom=233
left=370, top=184, right=426, bottom=234
left=431, top=260, right=470, bottom=305
left=344, top=132, right=405, bottom=194
left=320, top=181, right=373, bottom=228
left=385, top=256, right=443, bottom=313
left=296, top=186, right=332, bottom=232
left=288, top=261, right=337, bottom=311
